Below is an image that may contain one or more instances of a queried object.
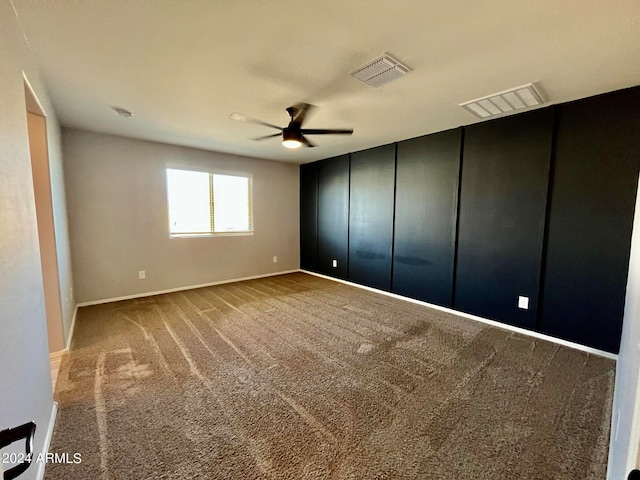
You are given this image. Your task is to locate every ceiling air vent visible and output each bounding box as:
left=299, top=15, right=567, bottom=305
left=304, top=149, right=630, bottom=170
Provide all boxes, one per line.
left=111, top=106, right=134, bottom=118
left=351, top=53, right=412, bottom=87
left=459, top=83, right=544, bottom=118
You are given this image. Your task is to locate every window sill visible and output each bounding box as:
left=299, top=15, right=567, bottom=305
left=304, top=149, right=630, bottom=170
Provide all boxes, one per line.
left=170, top=231, right=254, bottom=238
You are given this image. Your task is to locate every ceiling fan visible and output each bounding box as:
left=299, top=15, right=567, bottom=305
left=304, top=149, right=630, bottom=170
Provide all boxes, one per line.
left=230, top=103, right=353, bottom=149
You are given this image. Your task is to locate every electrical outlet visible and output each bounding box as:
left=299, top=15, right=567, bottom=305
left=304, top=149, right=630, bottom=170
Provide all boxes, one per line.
left=332, top=260, right=338, bottom=268
left=272, top=256, right=278, bottom=263
left=518, top=296, right=529, bottom=310
left=138, top=270, right=146, bottom=280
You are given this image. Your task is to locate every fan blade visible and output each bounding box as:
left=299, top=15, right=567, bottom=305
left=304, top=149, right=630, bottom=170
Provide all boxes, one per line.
left=230, top=112, right=283, bottom=131
left=252, top=133, right=282, bottom=141
left=300, top=136, right=316, bottom=148
left=301, top=128, right=353, bottom=135
left=290, top=103, right=315, bottom=127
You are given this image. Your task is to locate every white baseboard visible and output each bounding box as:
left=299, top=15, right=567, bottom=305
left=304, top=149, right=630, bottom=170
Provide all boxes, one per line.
left=65, top=304, right=78, bottom=350
left=301, top=270, right=618, bottom=361
left=76, top=270, right=300, bottom=307
left=36, top=401, right=58, bottom=480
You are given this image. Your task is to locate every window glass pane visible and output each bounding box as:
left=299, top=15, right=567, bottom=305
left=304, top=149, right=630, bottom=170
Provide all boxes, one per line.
left=213, top=174, right=250, bottom=232
left=166, top=169, right=211, bottom=234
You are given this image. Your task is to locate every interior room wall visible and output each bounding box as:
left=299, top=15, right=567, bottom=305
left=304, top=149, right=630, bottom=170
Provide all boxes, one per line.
left=300, top=87, right=640, bottom=356
left=62, top=129, right=300, bottom=304
left=0, top=0, right=64, bottom=472
left=608, top=175, right=640, bottom=479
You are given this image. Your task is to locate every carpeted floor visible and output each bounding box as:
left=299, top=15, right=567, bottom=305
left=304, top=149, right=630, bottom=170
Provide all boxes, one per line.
left=47, top=273, right=615, bottom=479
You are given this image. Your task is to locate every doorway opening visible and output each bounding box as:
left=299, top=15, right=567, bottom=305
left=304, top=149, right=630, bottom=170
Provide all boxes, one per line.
left=24, top=78, right=65, bottom=359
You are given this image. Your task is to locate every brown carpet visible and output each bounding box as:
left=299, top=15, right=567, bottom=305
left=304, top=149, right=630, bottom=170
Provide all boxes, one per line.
left=46, top=273, right=615, bottom=479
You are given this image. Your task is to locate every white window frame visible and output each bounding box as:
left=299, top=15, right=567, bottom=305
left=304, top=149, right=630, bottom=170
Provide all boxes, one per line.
left=165, top=166, right=254, bottom=238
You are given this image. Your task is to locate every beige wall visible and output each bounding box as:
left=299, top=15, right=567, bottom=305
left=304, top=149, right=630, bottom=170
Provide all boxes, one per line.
left=0, top=0, right=62, bottom=470
left=62, top=129, right=300, bottom=303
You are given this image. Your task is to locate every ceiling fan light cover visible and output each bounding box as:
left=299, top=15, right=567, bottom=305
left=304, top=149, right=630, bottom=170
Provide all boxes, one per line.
left=282, top=139, right=302, bottom=149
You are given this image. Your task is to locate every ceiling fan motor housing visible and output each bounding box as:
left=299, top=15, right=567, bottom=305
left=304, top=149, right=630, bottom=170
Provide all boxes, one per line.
left=283, top=127, right=302, bottom=142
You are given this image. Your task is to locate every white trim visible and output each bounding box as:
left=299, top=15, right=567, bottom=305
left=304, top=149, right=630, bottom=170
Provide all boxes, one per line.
left=301, top=270, right=618, bottom=361
left=165, top=164, right=254, bottom=179
left=169, top=231, right=254, bottom=238
left=65, top=304, right=78, bottom=350
left=22, top=72, right=47, bottom=117
left=76, top=270, right=300, bottom=307
left=36, top=402, right=58, bottom=480
left=49, top=349, right=67, bottom=360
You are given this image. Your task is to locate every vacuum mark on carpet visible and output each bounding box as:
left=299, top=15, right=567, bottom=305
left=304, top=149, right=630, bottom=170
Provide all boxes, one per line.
left=207, top=290, right=247, bottom=317
left=94, top=352, right=110, bottom=480
left=163, top=321, right=209, bottom=381
left=121, top=313, right=175, bottom=379
left=171, top=295, right=340, bottom=448
left=275, top=391, right=337, bottom=445
left=171, top=295, right=259, bottom=369
left=162, top=320, right=278, bottom=479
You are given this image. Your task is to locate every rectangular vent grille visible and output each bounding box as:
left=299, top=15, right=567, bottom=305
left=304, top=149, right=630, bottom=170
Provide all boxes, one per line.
left=460, top=83, right=544, bottom=118
left=351, top=53, right=411, bottom=87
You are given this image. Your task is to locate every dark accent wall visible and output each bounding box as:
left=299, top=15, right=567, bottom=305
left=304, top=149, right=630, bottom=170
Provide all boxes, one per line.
left=454, top=108, right=553, bottom=329
left=539, top=88, right=640, bottom=352
left=393, top=129, right=461, bottom=306
left=348, top=144, right=396, bottom=290
left=299, top=162, right=318, bottom=271
left=317, top=154, right=350, bottom=278
left=299, top=85, right=640, bottom=353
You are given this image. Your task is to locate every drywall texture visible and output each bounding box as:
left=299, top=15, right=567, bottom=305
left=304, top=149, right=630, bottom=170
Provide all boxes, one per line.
left=609, top=174, right=640, bottom=480
left=0, top=0, right=58, bottom=475
left=63, top=129, right=300, bottom=303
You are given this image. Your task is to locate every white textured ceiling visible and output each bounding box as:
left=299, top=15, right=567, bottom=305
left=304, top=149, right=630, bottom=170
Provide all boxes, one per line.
left=13, top=0, right=640, bottom=164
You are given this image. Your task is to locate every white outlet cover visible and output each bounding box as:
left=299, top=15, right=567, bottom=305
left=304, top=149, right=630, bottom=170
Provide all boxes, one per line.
left=138, top=270, right=146, bottom=279
left=518, top=296, right=529, bottom=310
left=272, top=256, right=278, bottom=263
left=332, top=260, right=338, bottom=268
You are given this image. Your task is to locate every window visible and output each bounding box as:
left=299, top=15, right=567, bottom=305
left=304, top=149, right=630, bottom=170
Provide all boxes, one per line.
left=166, top=168, right=253, bottom=236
